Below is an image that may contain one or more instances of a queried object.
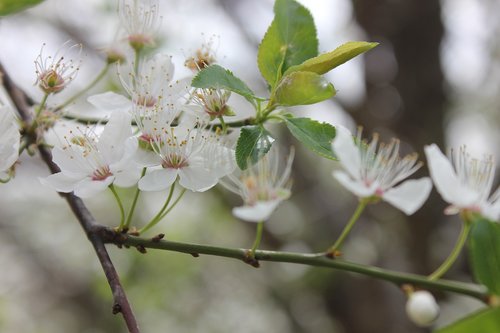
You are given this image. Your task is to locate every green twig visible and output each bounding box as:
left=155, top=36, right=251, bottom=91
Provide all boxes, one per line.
left=109, top=184, right=126, bottom=229
left=123, top=168, right=147, bottom=230
left=111, top=234, right=488, bottom=301
left=327, top=199, right=368, bottom=256
left=428, top=218, right=472, bottom=281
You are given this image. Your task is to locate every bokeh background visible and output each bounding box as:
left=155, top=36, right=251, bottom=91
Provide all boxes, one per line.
left=0, top=0, right=499, bottom=332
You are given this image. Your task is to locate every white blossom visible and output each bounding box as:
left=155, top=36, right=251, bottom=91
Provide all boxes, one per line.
left=34, top=42, right=82, bottom=94
left=332, top=126, right=432, bottom=215
left=137, top=120, right=235, bottom=192
left=118, top=0, right=161, bottom=50
left=40, top=111, right=140, bottom=198
left=0, top=107, right=20, bottom=178
left=405, top=291, right=439, bottom=327
left=221, top=146, right=294, bottom=223
left=425, top=144, right=500, bottom=222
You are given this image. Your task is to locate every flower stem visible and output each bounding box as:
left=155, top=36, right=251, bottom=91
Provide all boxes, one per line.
left=29, top=93, right=49, bottom=134
left=428, top=217, right=472, bottom=281
left=55, top=64, right=110, bottom=111
left=218, top=115, right=227, bottom=134
left=249, top=221, right=265, bottom=258
left=327, top=199, right=368, bottom=256
left=139, top=183, right=176, bottom=234
left=109, top=184, right=126, bottom=229
left=123, top=167, right=147, bottom=230
left=157, top=188, right=186, bottom=221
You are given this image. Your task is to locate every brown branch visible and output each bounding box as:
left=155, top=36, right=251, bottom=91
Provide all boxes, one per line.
left=0, top=62, right=141, bottom=333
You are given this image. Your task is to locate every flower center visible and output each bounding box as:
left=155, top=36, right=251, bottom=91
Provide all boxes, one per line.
left=92, top=165, right=113, bottom=181
left=39, top=70, right=65, bottom=93
left=162, top=153, right=189, bottom=169
left=135, top=95, right=157, bottom=108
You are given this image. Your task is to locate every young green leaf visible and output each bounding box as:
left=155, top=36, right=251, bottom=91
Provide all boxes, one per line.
left=285, top=117, right=336, bottom=160
left=236, top=126, right=275, bottom=170
left=0, top=0, right=44, bottom=15
left=469, top=217, right=500, bottom=295
left=434, top=307, right=500, bottom=333
left=274, top=71, right=335, bottom=106
left=257, top=0, right=318, bottom=88
left=284, top=41, right=379, bottom=75
left=191, top=64, right=257, bottom=104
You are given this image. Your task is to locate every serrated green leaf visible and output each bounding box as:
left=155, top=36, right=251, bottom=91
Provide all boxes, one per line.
left=257, top=0, right=318, bottom=88
left=236, top=126, right=275, bottom=170
left=191, top=64, right=257, bottom=104
left=274, top=71, right=335, bottom=106
left=284, top=41, right=378, bottom=75
left=469, top=217, right=500, bottom=295
left=285, top=117, right=336, bottom=160
left=434, top=307, right=500, bottom=333
left=0, top=0, right=43, bottom=15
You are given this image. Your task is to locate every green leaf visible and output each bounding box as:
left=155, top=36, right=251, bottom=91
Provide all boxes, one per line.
left=0, top=0, right=43, bottom=15
left=285, top=41, right=379, bottom=75
left=274, top=71, right=335, bottom=106
left=236, top=126, right=274, bottom=170
left=434, top=307, right=500, bottom=333
left=469, top=217, right=500, bottom=295
left=191, top=64, right=257, bottom=104
left=285, top=117, right=336, bottom=160
left=257, top=0, right=318, bottom=87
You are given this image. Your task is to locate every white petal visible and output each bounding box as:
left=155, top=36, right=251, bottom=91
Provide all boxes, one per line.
left=138, top=169, right=178, bottom=191
left=333, top=171, right=374, bottom=198
left=0, top=124, right=20, bottom=171
left=74, top=177, right=114, bottom=198
left=424, top=144, right=478, bottom=208
left=481, top=201, right=500, bottom=222
left=178, top=166, right=218, bottom=192
left=51, top=147, right=89, bottom=174
left=98, top=111, right=132, bottom=162
left=383, top=178, right=433, bottom=215
left=87, top=91, right=132, bottom=112
left=233, top=200, right=282, bottom=222
left=39, top=172, right=82, bottom=193
left=113, top=168, right=142, bottom=187
left=133, top=148, right=163, bottom=167
left=332, top=125, right=361, bottom=180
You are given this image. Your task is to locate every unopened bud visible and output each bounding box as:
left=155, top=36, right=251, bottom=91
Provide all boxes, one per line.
left=405, top=290, right=439, bottom=327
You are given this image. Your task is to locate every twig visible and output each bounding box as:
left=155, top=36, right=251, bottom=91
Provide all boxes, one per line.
left=0, top=62, right=141, bottom=333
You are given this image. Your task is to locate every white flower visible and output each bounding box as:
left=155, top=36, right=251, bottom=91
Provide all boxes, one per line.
left=425, top=144, right=500, bottom=221
left=34, top=42, right=82, bottom=94
left=221, top=146, right=294, bottom=223
left=88, top=54, right=190, bottom=116
left=185, top=88, right=233, bottom=121
left=137, top=121, right=235, bottom=192
left=332, top=126, right=432, bottom=215
left=118, top=0, right=161, bottom=50
left=0, top=107, right=20, bottom=178
left=40, top=111, right=140, bottom=198
left=405, top=290, right=439, bottom=327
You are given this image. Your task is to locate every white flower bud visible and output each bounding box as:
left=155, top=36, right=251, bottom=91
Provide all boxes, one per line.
left=405, top=290, right=439, bottom=327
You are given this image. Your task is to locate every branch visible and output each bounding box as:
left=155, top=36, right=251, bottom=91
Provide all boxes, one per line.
left=0, top=63, right=141, bottom=333
left=109, top=233, right=489, bottom=302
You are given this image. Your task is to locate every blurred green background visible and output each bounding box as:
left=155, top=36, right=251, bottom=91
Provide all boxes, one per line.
left=0, top=0, right=499, bottom=332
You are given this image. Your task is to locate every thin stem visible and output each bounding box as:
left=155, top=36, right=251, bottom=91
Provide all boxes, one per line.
left=327, top=199, right=368, bottom=256
left=109, top=184, right=126, bottom=229
left=218, top=115, right=227, bottom=134
left=55, top=64, right=110, bottom=111
left=249, top=221, right=264, bottom=258
left=428, top=218, right=472, bottom=281
left=29, top=93, right=49, bottom=133
left=157, top=188, right=186, bottom=221
left=139, top=183, right=176, bottom=234
left=124, top=168, right=147, bottom=230
left=112, top=234, right=488, bottom=302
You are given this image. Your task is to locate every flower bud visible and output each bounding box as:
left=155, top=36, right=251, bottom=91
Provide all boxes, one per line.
left=405, top=290, right=439, bottom=327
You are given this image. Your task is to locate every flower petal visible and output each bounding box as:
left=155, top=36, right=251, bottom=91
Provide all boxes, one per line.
left=424, top=144, right=478, bottom=208
left=332, top=126, right=361, bottom=180
left=98, top=111, right=133, bottom=162
left=74, top=177, right=114, bottom=198
left=87, top=91, right=132, bottom=113
left=51, top=147, right=89, bottom=175
left=178, top=166, right=218, bottom=192
left=233, top=200, right=282, bottom=222
left=333, top=171, right=374, bottom=198
left=383, top=178, right=433, bottom=215
left=39, top=172, right=82, bottom=193
left=138, top=169, right=178, bottom=191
